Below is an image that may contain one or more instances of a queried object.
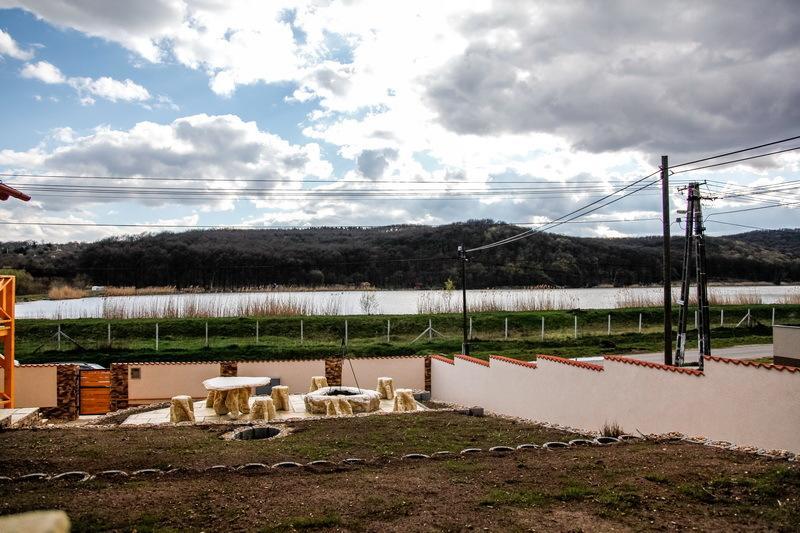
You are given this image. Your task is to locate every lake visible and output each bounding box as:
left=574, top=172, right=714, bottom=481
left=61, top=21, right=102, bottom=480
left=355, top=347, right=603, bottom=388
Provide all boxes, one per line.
left=15, top=285, right=799, bottom=319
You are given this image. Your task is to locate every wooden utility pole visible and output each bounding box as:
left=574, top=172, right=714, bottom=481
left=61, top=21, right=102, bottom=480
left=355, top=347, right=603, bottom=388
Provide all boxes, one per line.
left=661, top=155, right=673, bottom=365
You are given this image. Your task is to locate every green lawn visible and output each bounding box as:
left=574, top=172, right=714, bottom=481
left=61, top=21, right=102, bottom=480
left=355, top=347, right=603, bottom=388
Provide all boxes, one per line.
left=15, top=304, right=797, bottom=365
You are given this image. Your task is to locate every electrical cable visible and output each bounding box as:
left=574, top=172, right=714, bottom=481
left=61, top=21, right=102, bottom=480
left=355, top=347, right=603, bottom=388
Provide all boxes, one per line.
left=672, top=145, right=800, bottom=174
left=466, top=169, right=662, bottom=253
left=670, top=134, right=800, bottom=169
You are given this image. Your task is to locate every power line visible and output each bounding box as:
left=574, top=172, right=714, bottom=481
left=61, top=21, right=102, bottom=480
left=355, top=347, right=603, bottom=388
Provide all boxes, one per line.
left=672, top=145, right=800, bottom=174
left=670, top=134, right=800, bottom=169
left=466, top=169, right=662, bottom=253
left=0, top=171, right=673, bottom=186
left=705, top=220, right=771, bottom=232
left=0, top=216, right=662, bottom=230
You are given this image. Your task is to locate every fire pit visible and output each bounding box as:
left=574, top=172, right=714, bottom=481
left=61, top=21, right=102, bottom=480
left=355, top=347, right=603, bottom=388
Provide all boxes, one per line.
left=304, top=386, right=381, bottom=414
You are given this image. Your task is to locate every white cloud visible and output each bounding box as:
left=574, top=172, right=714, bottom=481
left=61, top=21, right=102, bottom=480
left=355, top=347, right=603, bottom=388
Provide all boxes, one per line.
left=68, top=76, right=150, bottom=103
left=20, top=60, right=153, bottom=104
left=0, top=113, right=333, bottom=212
left=0, top=28, right=33, bottom=59
left=20, top=60, right=65, bottom=83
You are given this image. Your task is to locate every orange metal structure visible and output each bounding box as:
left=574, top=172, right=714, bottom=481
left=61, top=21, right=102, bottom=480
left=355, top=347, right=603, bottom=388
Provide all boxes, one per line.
left=0, top=275, right=15, bottom=408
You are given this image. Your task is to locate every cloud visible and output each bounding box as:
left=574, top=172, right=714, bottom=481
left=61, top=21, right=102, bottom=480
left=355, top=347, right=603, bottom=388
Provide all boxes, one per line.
left=0, top=113, right=333, bottom=211
left=20, top=60, right=152, bottom=104
left=426, top=0, right=800, bottom=156
left=68, top=76, right=150, bottom=103
left=0, top=0, right=186, bottom=61
left=0, top=28, right=33, bottom=59
left=20, top=60, right=64, bottom=83
left=356, top=148, right=398, bottom=179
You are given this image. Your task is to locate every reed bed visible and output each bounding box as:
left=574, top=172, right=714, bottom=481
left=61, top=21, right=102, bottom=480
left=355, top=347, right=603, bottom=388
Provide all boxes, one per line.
left=615, top=288, right=765, bottom=308
left=416, top=290, right=577, bottom=314
left=47, top=285, right=86, bottom=300
left=777, top=289, right=800, bottom=304
left=103, top=286, right=178, bottom=297
left=99, top=294, right=342, bottom=319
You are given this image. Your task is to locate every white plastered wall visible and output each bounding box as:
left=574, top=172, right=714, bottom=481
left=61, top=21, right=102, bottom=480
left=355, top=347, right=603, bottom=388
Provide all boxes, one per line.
left=238, top=359, right=326, bottom=393
left=341, top=357, right=426, bottom=391
left=0, top=365, right=58, bottom=407
left=432, top=356, right=800, bottom=453
left=127, top=363, right=220, bottom=403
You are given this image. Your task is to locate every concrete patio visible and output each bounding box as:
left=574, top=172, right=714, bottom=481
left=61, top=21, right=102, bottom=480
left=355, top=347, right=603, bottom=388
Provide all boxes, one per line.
left=121, top=394, right=426, bottom=425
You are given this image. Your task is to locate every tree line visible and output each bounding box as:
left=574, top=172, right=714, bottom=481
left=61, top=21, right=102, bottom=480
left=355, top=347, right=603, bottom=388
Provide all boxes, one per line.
left=2, top=221, right=799, bottom=293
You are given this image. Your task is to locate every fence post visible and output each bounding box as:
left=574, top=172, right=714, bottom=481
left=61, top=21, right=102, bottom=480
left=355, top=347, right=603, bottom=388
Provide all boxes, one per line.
left=107, top=323, right=111, bottom=347
left=469, top=317, right=473, bottom=339
left=301, top=320, right=304, bottom=344
left=387, top=319, right=390, bottom=342
left=57, top=324, right=62, bottom=351
left=638, top=313, right=642, bottom=333
left=772, top=307, right=775, bottom=326
left=205, top=321, right=209, bottom=348
left=694, top=310, right=698, bottom=329
left=574, top=315, right=577, bottom=339
left=720, top=308, right=724, bottom=326
left=504, top=317, right=508, bottom=340
left=256, top=320, right=259, bottom=344
left=540, top=316, right=544, bottom=341
left=429, top=318, right=433, bottom=340
left=747, top=308, right=751, bottom=327
left=345, top=320, right=348, bottom=345
left=156, top=323, right=159, bottom=351
left=607, top=314, right=611, bottom=335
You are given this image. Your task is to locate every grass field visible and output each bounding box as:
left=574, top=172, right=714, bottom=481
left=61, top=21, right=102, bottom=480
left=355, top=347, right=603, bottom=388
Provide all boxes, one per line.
left=15, top=304, right=798, bottom=366
left=1, top=412, right=798, bottom=531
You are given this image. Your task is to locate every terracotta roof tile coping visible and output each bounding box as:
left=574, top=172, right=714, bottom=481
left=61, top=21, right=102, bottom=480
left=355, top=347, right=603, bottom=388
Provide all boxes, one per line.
left=453, top=354, right=491, bottom=367
left=604, top=356, right=704, bottom=376
left=430, top=354, right=455, bottom=365
left=706, top=355, right=800, bottom=374
left=536, top=354, right=605, bottom=372
left=489, top=355, right=537, bottom=369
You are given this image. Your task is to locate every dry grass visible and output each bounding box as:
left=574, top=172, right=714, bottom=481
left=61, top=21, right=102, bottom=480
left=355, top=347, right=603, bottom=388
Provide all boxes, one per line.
left=47, top=284, right=86, bottom=300
left=600, top=420, right=625, bottom=438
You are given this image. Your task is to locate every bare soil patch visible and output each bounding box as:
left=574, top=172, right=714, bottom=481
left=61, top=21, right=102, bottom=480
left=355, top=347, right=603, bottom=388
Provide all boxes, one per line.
left=1, top=412, right=798, bottom=531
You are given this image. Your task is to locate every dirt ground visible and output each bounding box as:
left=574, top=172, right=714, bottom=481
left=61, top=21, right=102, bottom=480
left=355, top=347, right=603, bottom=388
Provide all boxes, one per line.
left=1, top=412, right=798, bottom=532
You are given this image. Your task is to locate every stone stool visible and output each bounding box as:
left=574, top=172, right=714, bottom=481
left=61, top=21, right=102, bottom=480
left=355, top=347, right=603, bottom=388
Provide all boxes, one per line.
left=170, top=395, right=196, bottom=423
left=392, top=389, right=417, bottom=413
left=377, top=377, right=395, bottom=400
left=251, top=396, right=277, bottom=421
left=309, top=375, right=328, bottom=392
left=270, top=385, right=291, bottom=411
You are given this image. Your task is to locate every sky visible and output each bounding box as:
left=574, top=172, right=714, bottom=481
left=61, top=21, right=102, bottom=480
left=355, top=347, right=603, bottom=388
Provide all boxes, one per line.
left=0, top=0, right=798, bottom=244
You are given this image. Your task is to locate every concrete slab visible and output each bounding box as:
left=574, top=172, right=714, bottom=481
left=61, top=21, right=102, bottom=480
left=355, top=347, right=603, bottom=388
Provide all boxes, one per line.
left=122, top=394, right=427, bottom=426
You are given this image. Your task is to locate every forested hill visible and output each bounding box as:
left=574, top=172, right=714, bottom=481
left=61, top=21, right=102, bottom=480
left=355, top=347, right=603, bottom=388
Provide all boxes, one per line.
left=3, top=222, right=800, bottom=290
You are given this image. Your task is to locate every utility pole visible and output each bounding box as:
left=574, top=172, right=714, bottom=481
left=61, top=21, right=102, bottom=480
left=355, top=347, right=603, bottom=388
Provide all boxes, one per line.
left=458, top=244, right=470, bottom=355
left=675, top=183, right=696, bottom=366
left=674, top=182, right=711, bottom=369
left=661, top=155, right=672, bottom=365
left=694, top=193, right=711, bottom=369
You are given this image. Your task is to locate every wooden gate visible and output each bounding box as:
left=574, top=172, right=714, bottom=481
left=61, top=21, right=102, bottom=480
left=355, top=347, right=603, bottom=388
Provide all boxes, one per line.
left=80, top=370, right=111, bottom=415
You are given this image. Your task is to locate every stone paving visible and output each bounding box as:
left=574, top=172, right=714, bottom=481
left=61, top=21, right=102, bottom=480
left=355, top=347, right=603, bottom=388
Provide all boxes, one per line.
left=121, top=394, right=426, bottom=425
left=0, top=407, right=39, bottom=428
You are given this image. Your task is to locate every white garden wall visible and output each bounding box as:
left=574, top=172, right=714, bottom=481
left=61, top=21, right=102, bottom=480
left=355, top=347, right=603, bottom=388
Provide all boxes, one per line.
left=431, top=354, right=800, bottom=453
